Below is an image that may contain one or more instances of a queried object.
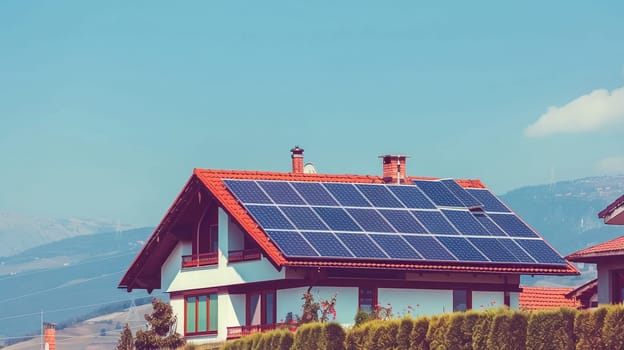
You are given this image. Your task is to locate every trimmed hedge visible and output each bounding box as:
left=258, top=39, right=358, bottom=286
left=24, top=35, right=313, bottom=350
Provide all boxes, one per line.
left=222, top=305, right=624, bottom=350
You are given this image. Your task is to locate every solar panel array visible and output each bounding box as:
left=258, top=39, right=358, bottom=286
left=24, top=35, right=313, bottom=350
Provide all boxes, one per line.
left=223, top=179, right=567, bottom=266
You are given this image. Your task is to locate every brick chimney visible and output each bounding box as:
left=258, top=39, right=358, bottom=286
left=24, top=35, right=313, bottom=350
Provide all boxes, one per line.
left=290, top=146, right=304, bottom=174
left=379, top=154, right=409, bottom=184
left=44, top=322, right=56, bottom=350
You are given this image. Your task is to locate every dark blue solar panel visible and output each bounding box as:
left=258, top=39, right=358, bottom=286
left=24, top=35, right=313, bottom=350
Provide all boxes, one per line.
left=402, top=235, right=456, bottom=260
left=246, top=205, right=294, bottom=229
left=336, top=233, right=388, bottom=259
left=467, top=238, right=519, bottom=262
left=442, top=210, right=490, bottom=236
left=280, top=206, right=328, bottom=230
left=387, top=185, right=436, bottom=209
left=411, top=210, right=459, bottom=234
left=497, top=239, right=536, bottom=263
left=346, top=208, right=395, bottom=233
left=515, top=239, right=566, bottom=264
left=370, top=234, right=423, bottom=260
left=466, top=189, right=511, bottom=213
left=413, top=180, right=464, bottom=207
left=224, top=180, right=272, bottom=204
left=441, top=179, right=483, bottom=208
left=473, top=213, right=506, bottom=236
left=323, top=183, right=371, bottom=207
left=379, top=210, right=428, bottom=234
left=356, top=185, right=403, bottom=208
left=265, top=230, right=318, bottom=257
left=436, top=236, right=488, bottom=261
left=312, top=207, right=362, bottom=231
left=257, top=181, right=305, bottom=205
left=301, top=232, right=353, bottom=258
left=291, top=182, right=339, bottom=206
left=489, top=214, right=538, bottom=238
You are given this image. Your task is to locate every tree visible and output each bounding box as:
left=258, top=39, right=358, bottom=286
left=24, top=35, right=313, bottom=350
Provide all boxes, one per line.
left=117, top=323, right=134, bottom=350
left=134, top=298, right=185, bottom=350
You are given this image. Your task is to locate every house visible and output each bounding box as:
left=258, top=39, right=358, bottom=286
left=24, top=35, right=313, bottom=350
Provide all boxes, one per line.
left=518, top=287, right=579, bottom=311
left=119, top=147, right=578, bottom=344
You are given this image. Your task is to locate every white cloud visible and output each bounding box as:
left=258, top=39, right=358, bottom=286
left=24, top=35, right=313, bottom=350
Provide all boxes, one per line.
left=595, top=156, right=624, bottom=175
left=525, top=86, right=624, bottom=137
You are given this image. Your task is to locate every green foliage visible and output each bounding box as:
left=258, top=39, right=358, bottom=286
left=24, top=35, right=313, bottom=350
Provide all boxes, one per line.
left=293, top=322, right=325, bottom=350
left=409, top=316, right=430, bottom=350
left=602, top=305, right=624, bottom=350
left=134, top=298, right=185, bottom=350
left=471, top=311, right=494, bottom=350
left=526, top=309, right=576, bottom=350
left=558, top=308, right=577, bottom=350
left=507, top=311, right=528, bottom=350
left=324, top=322, right=346, bottom=350
left=354, top=310, right=371, bottom=327
left=445, top=312, right=469, bottom=350
left=345, top=323, right=370, bottom=350
left=396, top=317, right=414, bottom=350
left=486, top=309, right=526, bottom=350
left=575, top=307, right=607, bottom=350
left=116, top=323, right=134, bottom=350
left=367, top=319, right=400, bottom=349
left=426, top=314, right=450, bottom=350
left=279, top=330, right=295, bottom=350
left=460, top=311, right=480, bottom=350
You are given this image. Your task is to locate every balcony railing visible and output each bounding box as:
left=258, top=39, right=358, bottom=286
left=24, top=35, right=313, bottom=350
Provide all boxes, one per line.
left=228, top=248, right=262, bottom=263
left=181, top=252, right=218, bottom=268
left=226, top=323, right=295, bottom=339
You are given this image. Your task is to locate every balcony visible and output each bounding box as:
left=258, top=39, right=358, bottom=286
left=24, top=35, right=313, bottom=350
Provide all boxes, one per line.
left=181, top=252, right=218, bottom=268
left=228, top=248, right=262, bottom=263
left=226, top=323, right=295, bottom=339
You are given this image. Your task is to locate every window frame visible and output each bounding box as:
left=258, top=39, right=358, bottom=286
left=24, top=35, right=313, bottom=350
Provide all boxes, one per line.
left=246, top=290, right=276, bottom=326
left=184, top=293, right=218, bottom=336
left=452, top=289, right=472, bottom=312
left=358, top=287, right=378, bottom=313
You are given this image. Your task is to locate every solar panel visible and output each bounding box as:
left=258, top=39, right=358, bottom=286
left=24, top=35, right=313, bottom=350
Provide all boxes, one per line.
left=467, top=238, right=519, bottom=262
left=291, top=182, right=339, bottom=206
left=265, top=231, right=318, bottom=257
left=379, top=210, right=428, bottom=234
left=441, top=210, right=490, bottom=236
left=403, top=235, right=456, bottom=260
left=312, top=207, right=362, bottom=231
left=413, top=180, right=464, bottom=207
left=489, top=214, right=538, bottom=238
left=441, top=179, right=483, bottom=208
left=473, top=213, right=506, bottom=236
left=346, top=208, right=395, bottom=233
left=387, top=185, right=436, bottom=209
left=466, top=189, right=511, bottom=213
left=356, top=184, right=404, bottom=208
left=497, top=239, right=536, bottom=263
left=370, top=234, right=423, bottom=259
left=412, top=210, right=459, bottom=235
left=223, top=180, right=272, bottom=204
left=323, top=183, right=371, bottom=207
left=436, top=236, right=488, bottom=262
left=301, top=232, right=353, bottom=258
left=335, top=233, right=388, bottom=258
left=246, top=205, right=294, bottom=230
left=280, top=206, right=328, bottom=230
left=515, top=239, right=566, bottom=264
left=257, top=181, right=305, bottom=205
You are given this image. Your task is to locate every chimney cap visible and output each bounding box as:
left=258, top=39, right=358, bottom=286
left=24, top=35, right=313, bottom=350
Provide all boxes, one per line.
left=378, top=154, right=410, bottom=159
left=291, top=145, right=304, bottom=156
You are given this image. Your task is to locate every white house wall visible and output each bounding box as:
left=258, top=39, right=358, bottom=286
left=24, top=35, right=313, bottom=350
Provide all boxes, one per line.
left=170, top=295, right=185, bottom=336
left=472, top=291, right=504, bottom=311
left=597, top=260, right=624, bottom=304
left=378, top=288, right=453, bottom=317
left=276, top=287, right=358, bottom=325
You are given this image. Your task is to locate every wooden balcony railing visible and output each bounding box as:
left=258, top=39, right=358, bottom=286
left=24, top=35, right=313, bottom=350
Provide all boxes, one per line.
left=228, top=248, right=262, bottom=263
left=226, top=323, right=295, bottom=339
left=181, top=252, right=218, bottom=268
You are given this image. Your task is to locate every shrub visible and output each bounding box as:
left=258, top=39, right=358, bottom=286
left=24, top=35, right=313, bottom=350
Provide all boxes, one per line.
left=426, top=314, right=450, bottom=350
left=445, top=312, right=469, bottom=350
left=409, top=316, right=430, bottom=350
left=345, top=323, right=370, bottom=350
left=397, top=317, right=414, bottom=350
left=508, top=311, right=528, bottom=350
left=472, top=311, right=494, bottom=350
left=279, top=330, right=295, bottom=350
left=367, top=319, right=399, bottom=349
left=460, top=311, right=480, bottom=349
left=293, top=322, right=325, bottom=350
left=325, top=322, right=346, bottom=350
left=602, top=305, right=624, bottom=349
left=486, top=309, right=526, bottom=350
left=354, top=310, right=371, bottom=327
left=558, top=308, right=577, bottom=350
left=526, top=309, right=575, bottom=350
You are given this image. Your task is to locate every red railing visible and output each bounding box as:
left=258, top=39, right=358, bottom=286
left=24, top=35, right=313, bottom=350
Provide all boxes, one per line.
left=181, top=252, right=218, bottom=268
left=228, top=248, right=262, bottom=263
left=226, top=323, right=295, bottom=339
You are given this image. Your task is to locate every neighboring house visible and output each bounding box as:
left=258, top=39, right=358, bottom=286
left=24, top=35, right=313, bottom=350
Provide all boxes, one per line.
left=119, top=147, right=578, bottom=344
left=518, top=287, right=579, bottom=311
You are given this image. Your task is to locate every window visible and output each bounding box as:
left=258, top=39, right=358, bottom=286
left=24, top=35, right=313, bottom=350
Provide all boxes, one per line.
left=612, top=270, right=624, bottom=303
left=453, top=289, right=471, bottom=312
left=358, top=287, right=377, bottom=313
left=247, top=290, right=276, bottom=325
left=185, top=294, right=218, bottom=335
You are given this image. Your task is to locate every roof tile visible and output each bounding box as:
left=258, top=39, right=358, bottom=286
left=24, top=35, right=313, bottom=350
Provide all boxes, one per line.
left=567, top=235, right=624, bottom=261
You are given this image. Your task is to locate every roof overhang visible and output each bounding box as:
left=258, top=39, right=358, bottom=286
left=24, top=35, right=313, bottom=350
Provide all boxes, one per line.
left=599, top=194, right=624, bottom=225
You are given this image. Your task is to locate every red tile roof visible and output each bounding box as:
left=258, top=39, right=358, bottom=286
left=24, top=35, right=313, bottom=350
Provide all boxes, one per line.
left=119, top=169, right=578, bottom=292
left=598, top=194, right=624, bottom=218
left=519, top=286, right=579, bottom=310
left=566, top=235, right=624, bottom=262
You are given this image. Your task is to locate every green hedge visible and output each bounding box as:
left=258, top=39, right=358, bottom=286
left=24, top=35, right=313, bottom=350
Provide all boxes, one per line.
left=222, top=305, right=624, bottom=350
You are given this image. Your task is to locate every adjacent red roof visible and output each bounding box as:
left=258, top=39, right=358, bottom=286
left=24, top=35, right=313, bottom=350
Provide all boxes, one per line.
left=119, top=168, right=578, bottom=292
left=566, top=235, right=624, bottom=262
left=519, top=286, right=579, bottom=310
left=598, top=194, right=624, bottom=225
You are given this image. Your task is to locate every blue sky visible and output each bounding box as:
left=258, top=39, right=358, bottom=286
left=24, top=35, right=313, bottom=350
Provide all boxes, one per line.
left=1, top=1, right=623, bottom=226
